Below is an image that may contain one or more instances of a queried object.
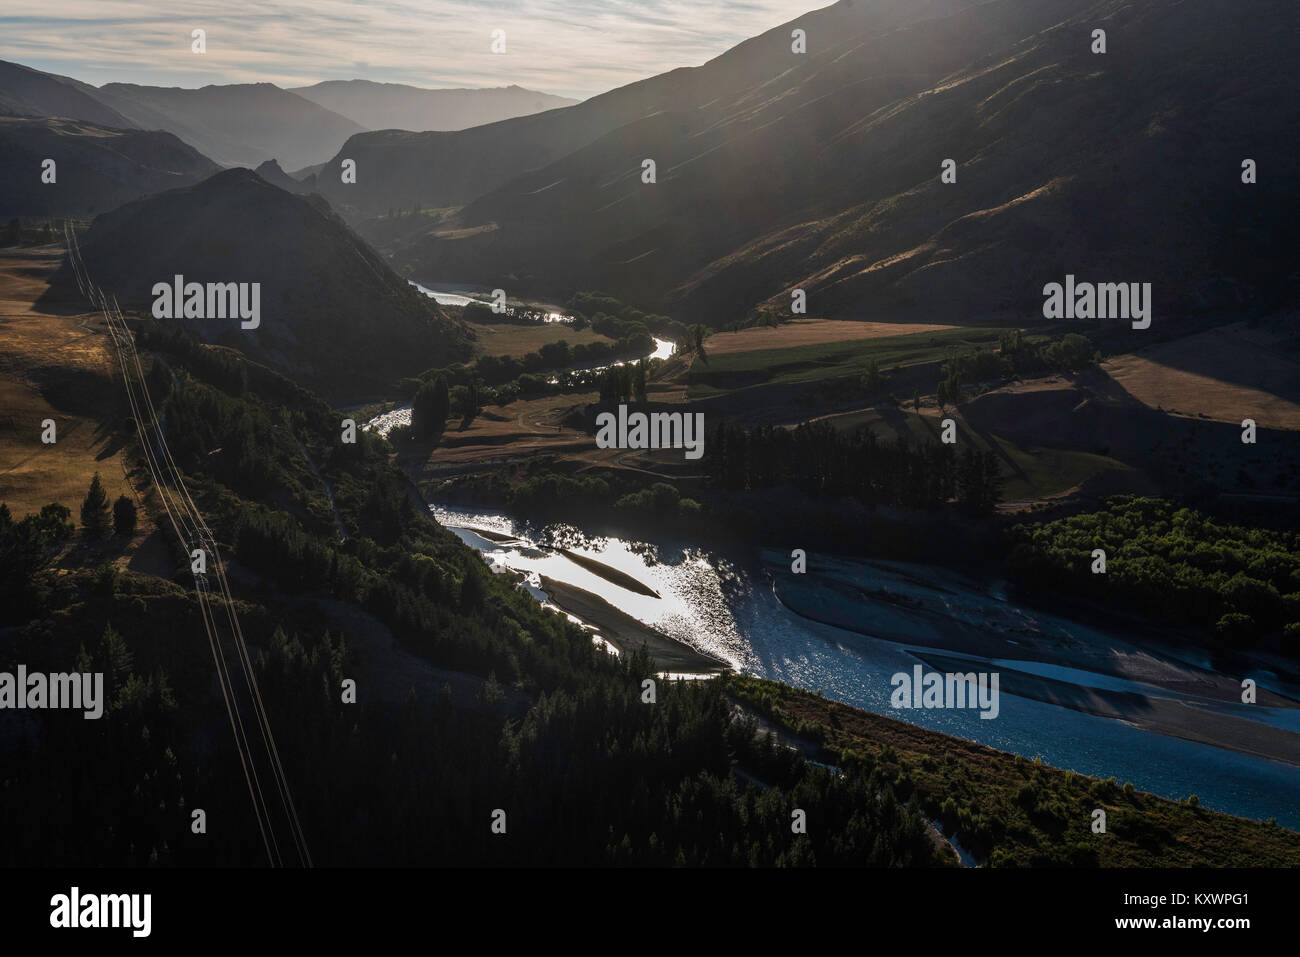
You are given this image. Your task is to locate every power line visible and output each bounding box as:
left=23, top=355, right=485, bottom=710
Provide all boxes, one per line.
left=65, top=224, right=311, bottom=867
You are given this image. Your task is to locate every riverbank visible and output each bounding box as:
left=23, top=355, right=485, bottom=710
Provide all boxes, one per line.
left=724, top=673, right=1300, bottom=865
left=769, top=552, right=1300, bottom=765
left=915, top=651, right=1300, bottom=767
left=540, top=576, right=728, bottom=675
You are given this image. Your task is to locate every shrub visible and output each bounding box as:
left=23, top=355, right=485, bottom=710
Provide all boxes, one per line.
left=1215, top=612, right=1256, bottom=643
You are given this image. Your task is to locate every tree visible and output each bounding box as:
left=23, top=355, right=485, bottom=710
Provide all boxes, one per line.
left=692, top=324, right=708, bottom=364
left=860, top=359, right=883, bottom=395
left=464, top=380, right=480, bottom=425
left=113, top=495, right=137, bottom=538
left=411, top=376, right=450, bottom=439
left=81, top=472, right=111, bottom=538
left=634, top=359, right=648, bottom=402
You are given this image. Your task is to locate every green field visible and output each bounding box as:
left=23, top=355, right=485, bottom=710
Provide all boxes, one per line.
left=985, top=434, right=1133, bottom=502
left=687, top=325, right=1023, bottom=397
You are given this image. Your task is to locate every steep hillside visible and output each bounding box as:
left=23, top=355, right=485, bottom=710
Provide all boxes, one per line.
left=53, top=169, right=471, bottom=396
left=0, top=117, right=219, bottom=218
left=0, top=59, right=136, bottom=127
left=385, top=0, right=1300, bottom=325
left=93, top=83, right=366, bottom=169
left=291, top=79, right=577, bottom=132
left=314, top=0, right=968, bottom=218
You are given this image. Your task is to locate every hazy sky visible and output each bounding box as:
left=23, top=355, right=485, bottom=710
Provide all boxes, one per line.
left=0, top=0, right=829, bottom=100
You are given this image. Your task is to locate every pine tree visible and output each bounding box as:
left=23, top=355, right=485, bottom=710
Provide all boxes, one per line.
left=81, top=472, right=111, bottom=538
left=99, top=622, right=134, bottom=693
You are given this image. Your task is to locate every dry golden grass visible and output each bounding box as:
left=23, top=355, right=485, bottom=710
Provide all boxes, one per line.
left=1103, top=317, right=1300, bottom=430
left=705, top=317, right=957, bottom=357
left=0, top=246, right=135, bottom=518
left=412, top=392, right=596, bottom=472
left=468, top=322, right=613, bottom=358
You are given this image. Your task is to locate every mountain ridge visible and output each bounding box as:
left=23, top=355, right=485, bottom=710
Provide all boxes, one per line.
left=290, top=78, right=577, bottom=133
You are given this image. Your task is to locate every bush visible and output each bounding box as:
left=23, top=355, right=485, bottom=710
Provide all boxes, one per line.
left=1215, top=612, right=1256, bottom=643
left=615, top=482, right=681, bottom=512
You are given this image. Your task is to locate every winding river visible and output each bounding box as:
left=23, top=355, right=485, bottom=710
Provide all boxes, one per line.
left=367, top=281, right=676, bottom=438
left=429, top=503, right=1300, bottom=829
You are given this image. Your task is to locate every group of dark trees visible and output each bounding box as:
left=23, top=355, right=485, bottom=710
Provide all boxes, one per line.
left=411, top=376, right=451, bottom=438
left=0, top=502, right=72, bottom=622
left=1009, top=496, right=1300, bottom=647
left=471, top=332, right=655, bottom=386
left=79, top=472, right=135, bottom=539
left=411, top=336, right=654, bottom=412
left=937, top=331, right=1099, bottom=406
left=3, top=218, right=66, bottom=246
left=566, top=290, right=688, bottom=344
left=704, top=421, right=1002, bottom=516
left=597, top=360, right=648, bottom=405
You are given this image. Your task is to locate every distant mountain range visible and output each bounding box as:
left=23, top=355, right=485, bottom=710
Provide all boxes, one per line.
left=0, top=60, right=134, bottom=128
left=290, top=79, right=577, bottom=134
left=0, top=58, right=577, bottom=173
left=90, top=82, right=366, bottom=170
left=52, top=168, right=471, bottom=396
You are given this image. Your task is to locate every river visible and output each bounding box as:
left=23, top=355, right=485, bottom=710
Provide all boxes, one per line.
left=365, top=284, right=676, bottom=438
left=410, top=280, right=570, bottom=322
left=429, top=502, right=1300, bottom=829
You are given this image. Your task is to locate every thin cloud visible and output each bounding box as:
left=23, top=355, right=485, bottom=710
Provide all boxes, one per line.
left=0, top=0, right=829, bottom=99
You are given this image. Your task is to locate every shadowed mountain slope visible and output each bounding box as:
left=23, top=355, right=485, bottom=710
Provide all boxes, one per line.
left=377, top=0, right=1299, bottom=325
left=0, top=116, right=220, bottom=218
left=314, top=0, right=969, bottom=219
left=53, top=168, right=471, bottom=396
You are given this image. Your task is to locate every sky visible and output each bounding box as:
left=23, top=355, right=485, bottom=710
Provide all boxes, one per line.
left=0, top=0, right=830, bottom=100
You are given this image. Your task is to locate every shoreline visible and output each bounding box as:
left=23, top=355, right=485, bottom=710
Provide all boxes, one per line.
left=539, top=575, right=728, bottom=676
left=914, top=651, right=1300, bottom=767
left=556, top=547, right=661, bottom=598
